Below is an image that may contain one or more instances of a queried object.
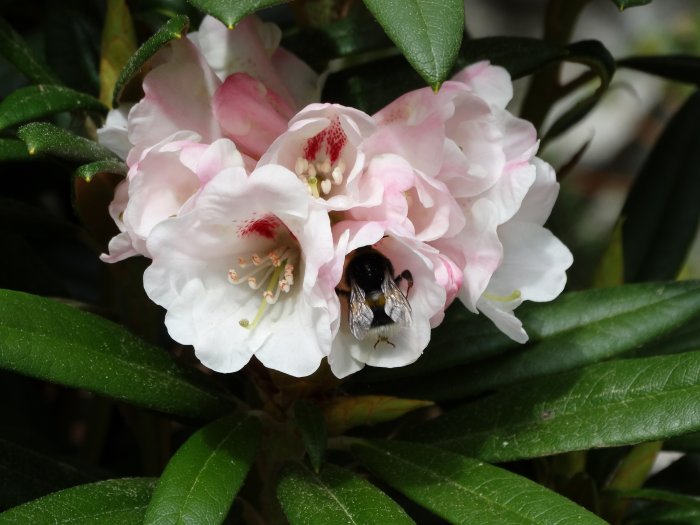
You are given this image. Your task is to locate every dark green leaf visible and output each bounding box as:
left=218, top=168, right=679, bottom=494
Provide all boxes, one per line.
left=611, top=0, right=652, bottom=10
left=294, top=400, right=327, bottom=473
left=455, top=37, right=566, bottom=79
left=411, top=351, right=700, bottom=462
left=143, top=414, right=259, bottom=525
left=416, top=280, right=700, bottom=399
left=0, top=289, right=233, bottom=419
left=0, top=17, right=60, bottom=85
left=75, top=160, right=128, bottom=181
left=44, top=2, right=101, bottom=95
left=627, top=505, right=700, bottom=525
left=0, top=85, right=106, bottom=131
left=112, top=14, right=189, bottom=107
left=623, top=91, right=700, bottom=282
left=359, top=281, right=700, bottom=394
left=612, top=488, right=700, bottom=508
left=277, top=462, right=414, bottom=525
left=17, top=122, right=120, bottom=164
left=0, top=139, right=31, bottom=162
left=362, top=0, right=464, bottom=89
left=323, top=54, right=425, bottom=115
left=543, top=40, right=616, bottom=142
left=322, top=396, right=433, bottom=435
left=353, top=440, right=607, bottom=524
left=0, top=437, right=100, bottom=509
left=665, top=432, right=700, bottom=453
left=0, top=478, right=156, bottom=524
left=618, top=55, right=700, bottom=86
left=187, top=0, right=289, bottom=28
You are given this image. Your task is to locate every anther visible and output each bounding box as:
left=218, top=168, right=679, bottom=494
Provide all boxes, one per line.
left=295, top=157, right=308, bottom=176
left=321, top=179, right=332, bottom=195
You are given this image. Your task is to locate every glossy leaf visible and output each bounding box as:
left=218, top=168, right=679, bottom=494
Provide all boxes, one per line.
left=359, top=281, right=700, bottom=393
left=99, top=0, right=138, bottom=107
left=592, top=219, right=624, bottom=288
left=0, top=289, right=232, bottom=419
left=543, top=39, right=616, bottom=142
left=455, top=37, right=566, bottom=79
left=187, top=0, right=289, bottom=28
left=322, top=396, right=433, bottom=435
left=0, top=139, right=31, bottom=162
left=627, top=506, right=700, bottom=525
left=75, top=160, right=128, bottom=181
left=143, top=414, right=259, bottom=525
left=0, top=478, right=156, bottom=524
left=353, top=440, right=607, bottom=525
left=294, top=400, right=327, bottom=473
left=411, top=351, right=700, bottom=462
left=362, top=0, right=464, bottom=89
left=415, top=280, right=700, bottom=399
left=611, top=0, right=652, bottom=10
left=112, top=14, right=189, bottom=107
left=277, top=462, right=414, bottom=525
left=0, top=437, right=100, bottom=509
left=17, top=122, right=120, bottom=163
left=623, top=91, right=700, bottom=282
left=618, top=55, right=700, bottom=86
left=0, top=17, right=60, bottom=85
left=0, top=85, right=106, bottom=131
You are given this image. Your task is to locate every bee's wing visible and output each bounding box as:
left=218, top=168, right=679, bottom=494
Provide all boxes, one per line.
left=349, top=280, right=374, bottom=340
left=382, top=270, right=412, bottom=327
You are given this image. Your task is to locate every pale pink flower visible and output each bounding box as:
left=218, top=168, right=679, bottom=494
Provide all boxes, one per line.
left=258, top=103, right=381, bottom=210
left=143, top=166, right=336, bottom=376
left=99, top=15, right=321, bottom=162
left=101, top=136, right=244, bottom=262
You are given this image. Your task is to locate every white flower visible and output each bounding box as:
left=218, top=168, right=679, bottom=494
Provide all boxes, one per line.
left=142, top=165, right=336, bottom=376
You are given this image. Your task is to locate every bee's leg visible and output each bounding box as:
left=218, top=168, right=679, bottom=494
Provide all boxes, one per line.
left=395, top=270, right=413, bottom=297
left=374, top=336, right=396, bottom=349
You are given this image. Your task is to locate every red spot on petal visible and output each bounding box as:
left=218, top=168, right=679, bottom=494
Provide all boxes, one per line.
left=238, top=215, right=281, bottom=239
left=303, top=118, right=347, bottom=164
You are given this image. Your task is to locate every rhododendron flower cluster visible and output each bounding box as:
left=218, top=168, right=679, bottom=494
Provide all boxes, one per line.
left=99, top=15, right=572, bottom=379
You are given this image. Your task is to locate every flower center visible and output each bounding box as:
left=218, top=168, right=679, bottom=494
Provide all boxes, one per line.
left=294, top=118, right=348, bottom=198
left=227, top=246, right=299, bottom=329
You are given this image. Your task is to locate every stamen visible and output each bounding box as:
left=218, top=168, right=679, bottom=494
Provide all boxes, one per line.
left=307, top=163, right=316, bottom=178
left=295, top=157, right=308, bottom=176
left=319, top=158, right=331, bottom=174
left=321, top=179, right=332, bottom=195
left=238, top=257, right=248, bottom=267
left=331, top=166, right=343, bottom=185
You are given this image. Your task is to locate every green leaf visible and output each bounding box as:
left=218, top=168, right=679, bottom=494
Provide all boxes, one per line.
left=665, top=431, right=700, bottom=453
left=0, top=17, right=60, bottom=85
left=0, top=85, right=107, bottom=131
left=411, top=351, right=700, bottom=462
left=612, top=488, right=700, bottom=508
left=623, top=91, right=700, bottom=282
left=277, top=462, right=414, bottom=525
left=618, top=55, right=700, bottom=86
left=0, top=437, right=100, bottom=509
left=358, top=281, right=700, bottom=397
left=362, top=0, right=464, bottom=89
left=455, top=37, right=566, bottom=79
left=0, top=289, right=233, bottom=419
left=352, top=440, right=607, bottom=525
left=611, top=0, right=652, bottom=10
left=322, top=396, right=433, bottom=435
left=143, top=414, right=259, bottom=525
left=543, top=39, right=616, bottom=142
left=112, top=14, right=189, bottom=107
left=0, top=478, right=156, bottom=524
left=17, top=122, right=120, bottom=163
left=421, top=280, right=700, bottom=399
left=187, top=0, right=289, bottom=28
left=75, top=160, right=128, bottom=181
left=100, top=0, right=138, bottom=107
left=0, top=139, right=31, bottom=162
left=294, top=400, right=327, bottom=473
left=627, top=506, right=700, bottom=525
left=593, top=219, right=624, bottom=288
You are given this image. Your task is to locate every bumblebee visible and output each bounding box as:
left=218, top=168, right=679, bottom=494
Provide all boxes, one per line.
left=340, top=247, right=413, bottom=348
